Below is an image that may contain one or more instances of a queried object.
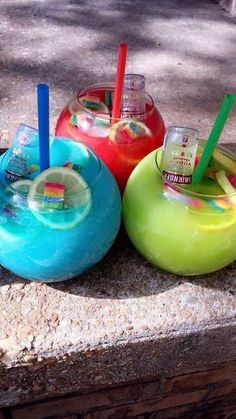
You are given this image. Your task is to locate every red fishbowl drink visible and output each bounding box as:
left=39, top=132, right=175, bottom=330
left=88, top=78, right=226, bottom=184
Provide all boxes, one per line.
left=55, top=77, right=165, bottom=192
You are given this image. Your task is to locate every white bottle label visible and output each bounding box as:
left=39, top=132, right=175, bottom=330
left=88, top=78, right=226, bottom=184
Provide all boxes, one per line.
left=161, top=129, right=199, bottom=184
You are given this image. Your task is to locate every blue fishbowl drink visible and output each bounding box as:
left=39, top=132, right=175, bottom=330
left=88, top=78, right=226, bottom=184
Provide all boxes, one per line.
left=0, top=130, right=121, bottom=282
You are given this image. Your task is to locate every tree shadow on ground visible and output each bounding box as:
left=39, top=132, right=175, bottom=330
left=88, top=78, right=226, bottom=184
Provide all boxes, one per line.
left=1, top=0, right=236, bottom=96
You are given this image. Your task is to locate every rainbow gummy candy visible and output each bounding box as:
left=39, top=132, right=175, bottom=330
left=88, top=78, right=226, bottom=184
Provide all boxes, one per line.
left=188, top=197, right=203, bottom=209
left=69, top=114, right=78, bottom=127
left=84, top=93, right=100, bottom=111
left=127, top=121, right=142, bottom=137
left=127, top=121, right=143, bottom=140
left=208, top=197, right=231, bottom=212
left=63, top=161, right=81, bottom=173
left=42, top=182, right=65, bottom=209
left=119, top=122, right=142, bottom=143
left=69, top=113, right=93, bottom=131
left=162, top=183, right=233, bottom=212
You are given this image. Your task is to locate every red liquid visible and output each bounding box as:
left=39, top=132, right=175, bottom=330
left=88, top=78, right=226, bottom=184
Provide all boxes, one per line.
left=55, top=86, right=165, bottom=192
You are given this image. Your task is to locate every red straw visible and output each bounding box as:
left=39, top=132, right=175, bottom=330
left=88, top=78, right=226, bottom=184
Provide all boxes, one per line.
left=112, top=42, right=128, bottom=123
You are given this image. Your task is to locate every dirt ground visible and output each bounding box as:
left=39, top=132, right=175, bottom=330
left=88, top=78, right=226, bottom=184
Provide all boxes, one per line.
left=0, top=0, right=236, bottom=147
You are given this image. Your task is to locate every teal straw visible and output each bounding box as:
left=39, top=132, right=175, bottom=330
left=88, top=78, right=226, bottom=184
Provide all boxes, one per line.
left=192, top=93, right=236, bottom=184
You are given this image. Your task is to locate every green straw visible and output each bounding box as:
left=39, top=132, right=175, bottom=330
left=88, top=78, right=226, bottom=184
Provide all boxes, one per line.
left=192, top=93, right=236, bottom=184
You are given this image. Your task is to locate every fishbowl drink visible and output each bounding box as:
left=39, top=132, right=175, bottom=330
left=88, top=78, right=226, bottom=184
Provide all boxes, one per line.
left=55, top=82, right=165, bottom=192
left=0, top=135, right=121, bottom=282
left=123, top=142, right=236, bottom=275
left=160, top=126, right=199, bottom=184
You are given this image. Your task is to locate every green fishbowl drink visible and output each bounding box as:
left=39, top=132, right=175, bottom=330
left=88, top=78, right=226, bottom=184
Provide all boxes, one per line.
left=123, top=142, right=236, bottom=276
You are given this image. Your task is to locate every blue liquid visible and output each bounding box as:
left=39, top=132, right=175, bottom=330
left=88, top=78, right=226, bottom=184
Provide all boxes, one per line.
left=0, top=138, right=121, bottom=282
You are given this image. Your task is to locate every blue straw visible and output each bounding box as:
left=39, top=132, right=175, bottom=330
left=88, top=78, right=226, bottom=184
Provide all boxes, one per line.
left=37, top=84, right=50, bottom=172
